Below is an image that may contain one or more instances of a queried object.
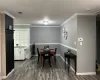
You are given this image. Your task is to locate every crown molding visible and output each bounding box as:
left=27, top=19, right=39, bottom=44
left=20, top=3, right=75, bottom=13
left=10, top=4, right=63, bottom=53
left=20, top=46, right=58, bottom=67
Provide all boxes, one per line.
left=76, top=13, right=95, bottom=15
left=1, top=11, right=15, bottom=19
left=60, top=13, right=95, bottom=27
left=14, top=24, right=31, bottom=26
left=60, top=14, right=77, bottom=27
left=30, top=26, right=60, bottom=27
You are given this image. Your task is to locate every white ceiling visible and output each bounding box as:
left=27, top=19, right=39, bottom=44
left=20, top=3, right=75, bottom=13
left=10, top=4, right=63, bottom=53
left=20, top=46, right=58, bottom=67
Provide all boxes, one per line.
left=0, top=0, right=100, bottom=26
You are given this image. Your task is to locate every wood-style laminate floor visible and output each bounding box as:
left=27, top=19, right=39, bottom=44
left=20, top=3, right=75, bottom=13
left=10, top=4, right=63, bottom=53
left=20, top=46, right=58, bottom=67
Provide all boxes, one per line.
left=7, top=56, right=100, bottom=80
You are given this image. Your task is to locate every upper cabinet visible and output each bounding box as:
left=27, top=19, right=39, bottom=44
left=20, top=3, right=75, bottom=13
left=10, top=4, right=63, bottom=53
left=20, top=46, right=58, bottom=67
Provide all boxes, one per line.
left=14, top=27, right=30, bottom=47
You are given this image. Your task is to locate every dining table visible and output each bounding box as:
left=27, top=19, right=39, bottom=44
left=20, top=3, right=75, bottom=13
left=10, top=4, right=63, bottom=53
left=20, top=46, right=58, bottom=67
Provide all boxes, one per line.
left=39, top=48, right=55, bottom=65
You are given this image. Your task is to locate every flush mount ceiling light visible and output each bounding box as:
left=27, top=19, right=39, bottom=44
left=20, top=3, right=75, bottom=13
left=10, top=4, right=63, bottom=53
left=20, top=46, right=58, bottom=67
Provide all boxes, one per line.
left=43, top=21, right=49, bottom=25
left=86, top=8, right=91, bottom=11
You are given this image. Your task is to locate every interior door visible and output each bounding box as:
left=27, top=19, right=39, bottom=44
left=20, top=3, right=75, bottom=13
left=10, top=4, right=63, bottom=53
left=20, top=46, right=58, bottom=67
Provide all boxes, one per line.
left=5, top=14, right=14, bottom=75
left=6, top=30, right=14, bottom=75
left=96, top=15, right=100, bottom=64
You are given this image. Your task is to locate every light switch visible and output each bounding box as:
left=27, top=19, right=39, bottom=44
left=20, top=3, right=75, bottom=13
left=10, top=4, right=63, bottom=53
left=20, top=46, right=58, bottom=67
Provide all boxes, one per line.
left=74, top=42, right=76, bottom=45
left=80, top=42, right=82, bottom=45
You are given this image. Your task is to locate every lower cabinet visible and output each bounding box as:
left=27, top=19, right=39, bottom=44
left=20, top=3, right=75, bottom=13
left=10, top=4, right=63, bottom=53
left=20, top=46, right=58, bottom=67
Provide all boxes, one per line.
left=14, top=47, right=25, bottom=60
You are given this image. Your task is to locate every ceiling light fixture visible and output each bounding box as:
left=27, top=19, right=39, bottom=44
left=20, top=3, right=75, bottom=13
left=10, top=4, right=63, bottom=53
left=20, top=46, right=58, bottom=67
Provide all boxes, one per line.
left=43, top=21, right=48, bottom=25
left=86, top=8, right=91, bottom=11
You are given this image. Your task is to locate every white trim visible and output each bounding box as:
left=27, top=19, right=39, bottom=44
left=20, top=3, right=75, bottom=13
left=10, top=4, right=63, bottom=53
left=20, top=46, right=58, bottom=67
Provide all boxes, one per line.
left=59, top=54, right=75, bottom=72
left=35, top=43, right=60, bottom=45
left=60, top=14, right=77, bottom=26
left=1, top=11, right=15, bottom=19
left=93, top=9, right=100, bottom=15
left=34, top=54, right=60, bottom=56
left=60, top=44, right=77, bottom=51
left=56, top=54, right=60, bottom=56
left=6, top=69, right=14, bottom=78
left=2, top=76, right=6, bottom=80
left=60, top=13, right=95, bottom=26
left=2, top=69, right=14, bottom=79
left=76, top=72, right=96, bottom=75
left=30, top=26, right=60, bottom=27
left=14, top=24, right=31, bottom=26
left=76, top=13, right=95, bottom=16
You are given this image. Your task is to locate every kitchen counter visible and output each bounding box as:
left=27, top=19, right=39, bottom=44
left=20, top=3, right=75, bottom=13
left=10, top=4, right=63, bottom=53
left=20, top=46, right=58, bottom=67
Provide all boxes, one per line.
left=14, top=46, right=26, bottom=48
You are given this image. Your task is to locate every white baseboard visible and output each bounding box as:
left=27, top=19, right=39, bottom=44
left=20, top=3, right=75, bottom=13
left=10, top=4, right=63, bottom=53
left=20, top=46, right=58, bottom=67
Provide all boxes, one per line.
left=2, top=76, right=6, bottom=80
left=59, top=54, right=75, bottom=72
left=2, top=69, right=14, bottom=79
left=76, top=72, right=96, bottom=75
left=56, top=54, right=60, bottom=56
left=60, top=44, right=77, bottom=51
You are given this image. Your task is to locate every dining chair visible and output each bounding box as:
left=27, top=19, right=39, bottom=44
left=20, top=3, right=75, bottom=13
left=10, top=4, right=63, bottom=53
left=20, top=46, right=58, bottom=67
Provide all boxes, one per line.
left=42, top=49, right=51, bottom=67
left=54, top=48, right=57, bottom=63
left=44, top=45, right=49, bottom=49
left=37, top=48, right=40, bottom=64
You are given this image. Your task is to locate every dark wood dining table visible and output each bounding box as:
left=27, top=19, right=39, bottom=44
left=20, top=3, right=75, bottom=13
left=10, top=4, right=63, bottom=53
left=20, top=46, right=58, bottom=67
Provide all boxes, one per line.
left=39, top=49, right=55, bottom=65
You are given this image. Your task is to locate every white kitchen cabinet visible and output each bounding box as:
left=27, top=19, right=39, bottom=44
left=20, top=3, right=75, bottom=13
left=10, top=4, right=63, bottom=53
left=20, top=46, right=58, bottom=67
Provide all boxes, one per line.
left=14, top=47, right=25, bottom=60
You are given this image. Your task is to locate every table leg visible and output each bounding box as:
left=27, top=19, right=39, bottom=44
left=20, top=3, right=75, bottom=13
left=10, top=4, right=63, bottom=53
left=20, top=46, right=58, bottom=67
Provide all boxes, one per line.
left=74, top=58, right=76, bottom=74
left=65, top=57, right=66, bottom=69
left=67, top=58, right=70, bottom=73
left=39, top=54, right=42, bottom=65
left=54, top=55, right=56, bottom=63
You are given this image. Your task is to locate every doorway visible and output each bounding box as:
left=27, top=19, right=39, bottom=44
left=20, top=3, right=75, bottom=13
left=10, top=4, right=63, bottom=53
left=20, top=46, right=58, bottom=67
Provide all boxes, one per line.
left=96, top=14, right=100, bottom=74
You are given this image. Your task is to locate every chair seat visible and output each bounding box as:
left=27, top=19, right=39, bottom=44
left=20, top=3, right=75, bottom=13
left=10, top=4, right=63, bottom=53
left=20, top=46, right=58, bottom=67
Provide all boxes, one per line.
left=50, top=50, right=55, bottom=54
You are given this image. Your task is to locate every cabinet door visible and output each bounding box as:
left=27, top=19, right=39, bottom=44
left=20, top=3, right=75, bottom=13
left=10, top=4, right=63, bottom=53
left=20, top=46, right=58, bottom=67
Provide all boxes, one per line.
left=20, top=48, right=25, bottom=60
left=14, top=48, right=20, bottom=60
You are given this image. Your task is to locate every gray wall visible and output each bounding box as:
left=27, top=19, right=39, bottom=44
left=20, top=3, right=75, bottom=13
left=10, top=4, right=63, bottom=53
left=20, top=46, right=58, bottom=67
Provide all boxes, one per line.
left=30, top=15, right=96, bottom=74
left=77, top=15, right=96, bottom=73
left=30, top=26, right=61, bottom=54
left=60, top=16, right=77, bottom=70
left=30, top=27, right=60, bottom=44
left=60, top=15, right=96, bottom=74
left=60, top=16, right=77, bottom=49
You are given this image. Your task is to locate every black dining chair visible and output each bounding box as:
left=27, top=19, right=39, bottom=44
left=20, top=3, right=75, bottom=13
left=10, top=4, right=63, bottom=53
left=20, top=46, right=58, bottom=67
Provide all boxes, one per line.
left=42, top=49, right=51, bottom=67
left=54, top=48, right=57, bottom=63
left=37, top=48, right=40, bottom=64
left=44, top=45, right=49, bottom=49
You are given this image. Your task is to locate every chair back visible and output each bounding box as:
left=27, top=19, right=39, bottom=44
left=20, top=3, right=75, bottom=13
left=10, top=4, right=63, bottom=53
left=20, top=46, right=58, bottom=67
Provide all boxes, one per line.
left=43, top=49, right=50, bottom=57
left=55, top=48, right=57, bottom=54
left=44, top=45, right=49, bottom=49
left=37, top=48, right=40, bottom=55
left=67, top=49, right=71, bottom=54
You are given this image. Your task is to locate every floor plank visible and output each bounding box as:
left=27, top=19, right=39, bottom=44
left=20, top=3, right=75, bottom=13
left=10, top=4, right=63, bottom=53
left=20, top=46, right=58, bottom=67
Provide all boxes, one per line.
left=6, top=56, right=100, bottom=80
